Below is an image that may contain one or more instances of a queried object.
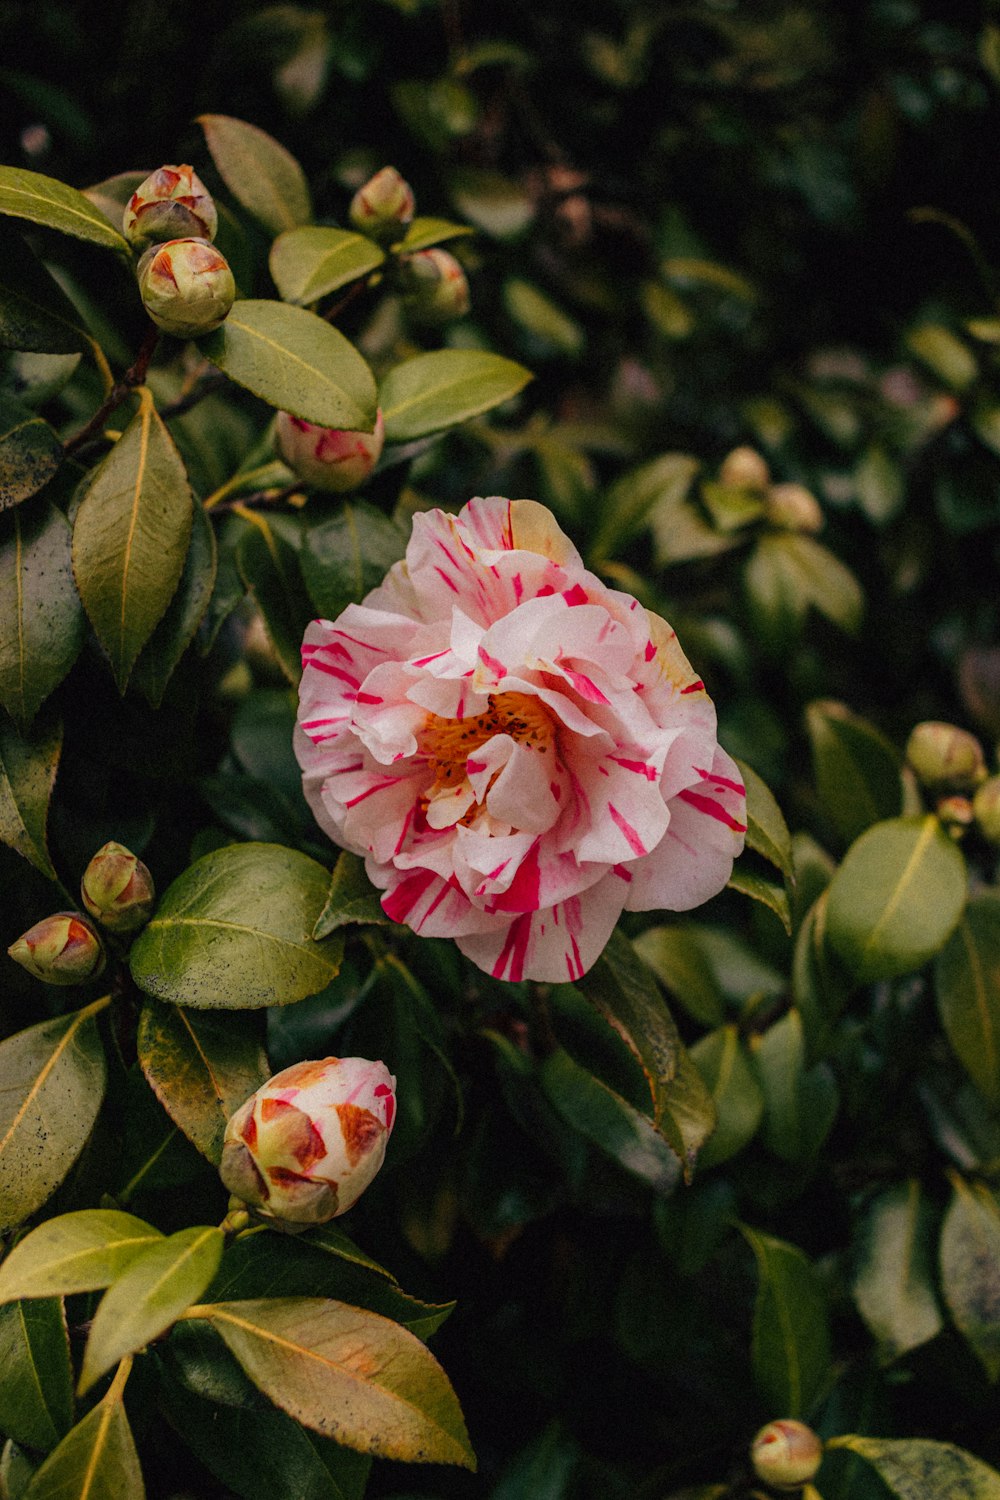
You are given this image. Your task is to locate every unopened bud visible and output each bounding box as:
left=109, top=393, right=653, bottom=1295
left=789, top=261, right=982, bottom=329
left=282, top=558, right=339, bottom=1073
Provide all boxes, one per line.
left=275, top=408, right=385, bottom=493
left=137, top=238, right=235, bottom=338
left=124, top=165, right=217, bottom=249
left=720, top=446, right=770, bottom=491
left=220, top=1056, right=396, bottom=1226
left=937, top=794, right=975, bottom=837
left=81, top=842, right=155, bottom=933
left=973, top=775, right=1000, bottom=844
left=905, top=721, right=987, bottom=793
left=750, top=1420, right=823, bottom=1490
left=401, top=248, right=470, bottom=323
left=8, top=913, right=105, bottom=986
left=349, top=166, right=416, bottom=244
left=766, top=482, right=824, bottom=534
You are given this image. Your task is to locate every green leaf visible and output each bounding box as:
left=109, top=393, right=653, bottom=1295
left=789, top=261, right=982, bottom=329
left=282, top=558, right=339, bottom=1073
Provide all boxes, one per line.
left=449, top=168, right=533, bottom=239
left=906, top=323, right=978, bottom=391
left=130, top=500, right=217, bottom=709
left=742, top=1226, right=831, bottom=1417
left=690, top=1026, right=763, bottom=1168
left=313, top=851, right=389, bottom=938
left=792, top=892, right=852, bottom=1060
left=72, top=390, right=193, bottom=692
left=0, top=1002, right=107, bottom=1234
left=379, top=349, right=532, bottom=442
left=0, top=1211, right=164, bottom=1303
left=198, top=114, right=312, bottom=235
left=299, top=501, right=407, bottom=622
left=0, top=396, right=62, bottom=510
left=746, top=533, right=863, bottom=646
left=81, top=171, right=147, bottom=231
left=591, top=452, right=700, bottom=563
left=2, top=1438, right=37, bottom=1498
left=0, top=167, right=129, bottom=253
left=236, top=520, right=313, bottom=684
left=0, top=1299, right=73, bottom=1453
left=397, top=217, right=474, bottom=253
left=935, top=893, right=1000, bottom=1107
left=851, top=1180, right=944, bottom=1361
left=187, top=1298, right=475, bottom=1468
left=827, top=1435, right=1000, bottom=1499
left=22, top=1370, right=145, bottom=1499
left=137, top=1000, right=270, bottom=1164
left=750, top=1008, right=838, bottom=1163
left=0, top=707, right=61, bottom=878
left=129, top=841, right=344, bottom=1009
left=80, top=1227, right=224, bottom=1394
left=735, top=758, right=793, bottom=880
left=632, top=925, right=726, bottom=1028
left=200, top=301, right=377, bottom=431
left=940, top=1175, right=1000, bottom=1381
left=805, top=699, right=903, bottom=847
left=0, top=225, right=88, bottom=354
left=827, top=815, right=968, bottom=983
left=728, top=865, right=792, bottom=933
left=0, top=502, right=85, bottom=729
left=269, top=227, right=385, bottom=305
left=504, top=279, right=584, bottom=358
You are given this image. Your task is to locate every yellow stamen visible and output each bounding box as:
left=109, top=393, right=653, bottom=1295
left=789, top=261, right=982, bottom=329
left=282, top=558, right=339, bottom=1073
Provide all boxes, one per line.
left=420, top=691, right=555, bottom=789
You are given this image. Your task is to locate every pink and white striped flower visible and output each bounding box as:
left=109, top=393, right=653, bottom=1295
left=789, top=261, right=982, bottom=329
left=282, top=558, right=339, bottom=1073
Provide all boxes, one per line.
left=295, top=497, right=746, bottom=983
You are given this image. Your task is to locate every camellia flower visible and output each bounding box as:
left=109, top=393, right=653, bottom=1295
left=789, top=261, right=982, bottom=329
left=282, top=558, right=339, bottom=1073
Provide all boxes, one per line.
left=220, top=1056, right=396, bottom=1226
left=295, top=497, right=746, bottom=983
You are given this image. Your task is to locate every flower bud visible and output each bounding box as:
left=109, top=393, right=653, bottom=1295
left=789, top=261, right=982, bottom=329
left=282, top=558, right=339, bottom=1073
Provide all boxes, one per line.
left=973, top=775, right=1000, bottom=844
left=720, top=445, right=770, bottom=491
left=348, top=166, right=416, bottom=244
left=401, top=248, right=470, bottom=323
left=137, top=238, right=236, bottom=338
left=124, top=165, right=217, bottom=249
left=766, top=482, right=824, bottom=534
left=275, top=409, right=385, bottom=493
left=220, top=1056, right=396, bottom=1226
left=750, top=1420, right=823, bottom=1490
left=81, top=841, right=155, bottom=933
left=905, top=721, right=987, bottom=793
left=937, top=794, right=975, bottom=837
left=8, top=913, right=106, bottom=986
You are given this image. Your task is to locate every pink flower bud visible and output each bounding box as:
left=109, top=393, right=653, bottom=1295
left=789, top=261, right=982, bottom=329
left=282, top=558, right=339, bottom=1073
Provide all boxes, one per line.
left=401, top=248, right=471, bottom=323
left=349, top=166, right=416, bottom=244
left=81, top=841, right=155, bottom=933
left=750, top=1420, right=823, bottom=1490
left=124, top=165, right=218, bottom=249
left=766, top=482, right=824, bottom=534
left=219, top=1056, right=396, bottom=1226
left=137, top=238, right=236, bottom=339
left=905, top=720, right=987, bottom=793
left=720, top=445, right=770, bottom=491
left=8, top=912, right=106, bottom=986
left=275, top=408, right=385, bottom=493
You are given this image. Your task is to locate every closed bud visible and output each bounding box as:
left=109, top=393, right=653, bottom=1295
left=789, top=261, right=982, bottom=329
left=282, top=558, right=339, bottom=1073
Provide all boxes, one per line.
left=973, top=775, right=1000, bottom=844
left=937, top=794, right=975, bottom=837
left=401, top=248, right=470, bottom=323
left=275, top=408, right=385, bottom=493
left=751, top=1420, right=823, bottom=1490
left=766, top=482, right=824, bottom=534
left=124, top=165, right=217, bottom=249
left=720, top=445, right=770, bottom=491
left=81, top=841, right=155, bottom=933
left=220, top=1056, right=396, bottom=1226
left=905, top=720, right=987, bottom=793
left=137, top=238, right=235, bottom=338
left=349, top=166, right=416, bottom=243
left=8, top=912, right=105, bottom=986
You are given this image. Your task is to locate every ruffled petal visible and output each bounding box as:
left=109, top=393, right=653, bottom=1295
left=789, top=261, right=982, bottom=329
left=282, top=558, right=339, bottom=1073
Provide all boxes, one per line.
left=624, top=747, right=747, bottom=912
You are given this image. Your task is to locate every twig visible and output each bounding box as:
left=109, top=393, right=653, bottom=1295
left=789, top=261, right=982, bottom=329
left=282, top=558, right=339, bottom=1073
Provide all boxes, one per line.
left=63, top=325, right=160, bottom=455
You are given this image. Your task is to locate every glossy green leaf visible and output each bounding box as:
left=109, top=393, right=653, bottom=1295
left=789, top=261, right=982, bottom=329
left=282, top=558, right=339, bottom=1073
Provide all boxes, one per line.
left=940, top=1175, right=1000, bottom=1381
left=0, top=225, right=88, bottom=354
left=23, top=1370, right=145, bottom=1499
left=735, top=757, right=793, bottom=880
left=906, top=323, right=978, bottom=390
left=300, top=501, right=407, bottom=622
left=313, top=850, right=389, bottom=938
left=0, top=502, right=85, bottom=729
left=237, top=520, right=313, bottom=684
left=0, top=167, right=129, bottom=252
left=504, top=279, right=584, bottom=357
left=269, top=227, right=385, bottom=305
left=129, top=841, right=344, bottom=1009
left=379, top=349, right=532, bottom=442
left=690, top=1025, right=763, bottom=1168
left=0, top=1002, right=107, bottom=1234
left=746, top=533, right=863, bottom=645
left=137, top=1000, right=269, bottom=1164
left=1, top=1437, right=36, bottom=1497
left=198, top=114, right=312, bottom=235
left=541, top=1047, right=682, bottom=1194
left=591, top=452, right=700, bottom=563
left=397, top=217, right=474, bottom=253
left=72, top=390, right=193, bottom=691
left=805, top=699, right=903, bottom=847
left=827, top=815, right=967, bottom=983
left=187, top=1298, right=475, bottom=1468
left=852, top=1180, right=943, bottom=1361
left=728, top=863, right=793, bottom=933
left=200, top=301, right=377, bottom=431
left=0, top=1299, right=73, bottom=1453
left=827, top=1435, right=1000, bottom=1499
left=743, top=1226, right=831, bottom=1417
left=0, top=1211, right=164, bottom=1303
left=0, top=708, right=61, bottom=878
left=80, top=1227, right=224, bottom=1394
left=0, top=396, right=62, bottom=511
left=751, top=1008, right=838, bottom=1163
left=632, top=925, right=726, bottom=1028
left=129, top=500, right=217, bottom=709
left=935, top=893, right=1000, bottom=1107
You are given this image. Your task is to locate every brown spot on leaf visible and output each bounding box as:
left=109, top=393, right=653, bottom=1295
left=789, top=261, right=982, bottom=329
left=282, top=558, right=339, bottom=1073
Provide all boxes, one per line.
left=336, top=1103, right=383, bottom=1166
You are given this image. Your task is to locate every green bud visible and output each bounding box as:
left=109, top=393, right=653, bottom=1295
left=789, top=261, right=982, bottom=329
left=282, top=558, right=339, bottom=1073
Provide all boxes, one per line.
left=8, top=912, right=105, bottom=986
left=401, top=248, right=470, bottom=323
left=123, top=165, right=218, bottom=249
left=720, top=445, right=770, bottom=491
left=905, top=720, right=987, bottom=793
left=137, top=238, right=236, bottom=338
left=766, top=482, right=824, bottom=534
left=750, top=1420, right=823, bottom=1490
left=937, top=794, right=975, bottom=838
left=973, top=774, right=1000, bottom=844
left=349, top=166, right=416, bottom=243
left=81, top=841, right=155, bottom=933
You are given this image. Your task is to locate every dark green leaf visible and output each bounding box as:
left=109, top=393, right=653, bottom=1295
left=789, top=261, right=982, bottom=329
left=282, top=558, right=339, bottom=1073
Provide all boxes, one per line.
left=728, top=864, right=793, bottom=933
left=0, top=167, right=129, bottom=252
left=22, top=1370, right=145, bottom=1499
left=379, top=350, right=532, bottom=442
left=198, top=115, right=312, bottom=234
left=0, top=1299, right=73, bottom=1453
left=591, top=452, right=699, bottom=563
left=940, top=1175, right=1000, bottom=1381
left=1, top=1438, right=37, bottom=1497
left=237, top=520, right=312, bottom=684
left=313, top=851, right=389, bottom=938
left=750, top=1008, right=838, bottom=1163
left=690, top=1025, right=763, bottom=1168
left=632, top=925, right=726, bottom=1028
left=0, top=1211, right=164, bottom=1303
left=735, top=758, right=793, bottom=881
left=0, top=705, right=61, bottom=878
left=0, top=396, right=62, bottom=510
left=299, top=501, right=407, bottom=622
left=0, top=502, right=84, bottom=729
left=742, top=1226, right=831, bottom=1417
left=269, top=227, right=384, bottom=305
left=935, top=893, right=1000, bottom=1107
left=579, top=930, right=681, bottom=1123
left=828, top=1435, right=1000, bottom=1499
left=852, top=1181, right=943, bottom=1361
left=805, top=699, right=903, bottom=847
left=0, top=225, right=87, bottom=354
left=130, top=500, right=217, bottom=709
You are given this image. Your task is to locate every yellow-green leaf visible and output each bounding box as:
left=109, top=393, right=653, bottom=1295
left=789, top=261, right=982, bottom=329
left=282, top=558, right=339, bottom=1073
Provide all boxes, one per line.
left=0, top=167, right=129, bottom=253
left=198, top=114, right=312, bottom=235
left=379, top=349, right=532, bottom=442
left=0, top=1211, right=164, bottom=1303
left=269, top=226, right=384, bottom=305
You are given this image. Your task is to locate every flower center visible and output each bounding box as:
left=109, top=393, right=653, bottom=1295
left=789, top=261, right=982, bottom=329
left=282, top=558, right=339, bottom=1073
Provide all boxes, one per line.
left=421, top=691, right=554, bottom=786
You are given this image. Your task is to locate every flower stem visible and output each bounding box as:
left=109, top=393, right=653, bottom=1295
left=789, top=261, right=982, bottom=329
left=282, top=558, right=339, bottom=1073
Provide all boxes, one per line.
left=63, top=325, right=160, bottom=456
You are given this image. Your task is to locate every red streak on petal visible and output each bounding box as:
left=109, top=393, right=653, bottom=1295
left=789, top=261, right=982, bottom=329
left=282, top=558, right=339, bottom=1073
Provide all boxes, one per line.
left=513, top=572, right=523, bottom=602
left=382, top=867, right=437, bottom=923
left=644, top=640, right=657, bottom=662
left=612, top=863, right=633, bottom=881
left=693, top=767, right=746, bottom=796
left=354, top=691, right=383, bottom=705
left=478, top=644, right=506, bottom=678
left=680, top=680, right=705, bottom=694
left=537, top=584, right=556, bottom=597
left=492, top=912, right=532, bottom=981
left=608, top=803, right=647, bottom=856
left=610, top=756, right=658, bottom=781
left=564, top=668, right=609, bottom=704
left=562, top=583, right=589, bottom=606
left=374, top=1083, right=396, bottom=1133
left=241, top=1113, right=257, bottom=1149
left=306, top=660, right=363, bottom=689
left=434, top=566, right=460, bottom=594
left=344, top=779, right=399, bottom=808
left=412, top=648, right=450, bottom=668
left=487, top=840, right=541, bottom=914
left=436, top=538, right=461, bottom=569
left=550, top=781, right=561, bottom=800
left=677, top=787, right=747, bottom=832
left=334, top=630, right=388, bottom=654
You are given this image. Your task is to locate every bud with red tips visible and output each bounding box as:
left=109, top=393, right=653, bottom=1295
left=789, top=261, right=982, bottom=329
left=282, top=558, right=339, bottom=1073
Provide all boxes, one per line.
left=750, top=1420, right=823, bottom=1490
left=136, top=238, right=236, bottom=338
left=124, top=165, right=218, bottom=250
left=905, top=720, right=987, bottom=794
left=401, top=248, right=470, bottom=323
left=349, top=166, right=416, bottom=244
left=8, top=913, right=106, bottom=986
left=81, top=842, right=155, bottom=933
left=275, top=408, right=385, bottom=493
left=219, top=1056, right=397, bottom=1226
left=720, top=445, right=770, bottom=491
